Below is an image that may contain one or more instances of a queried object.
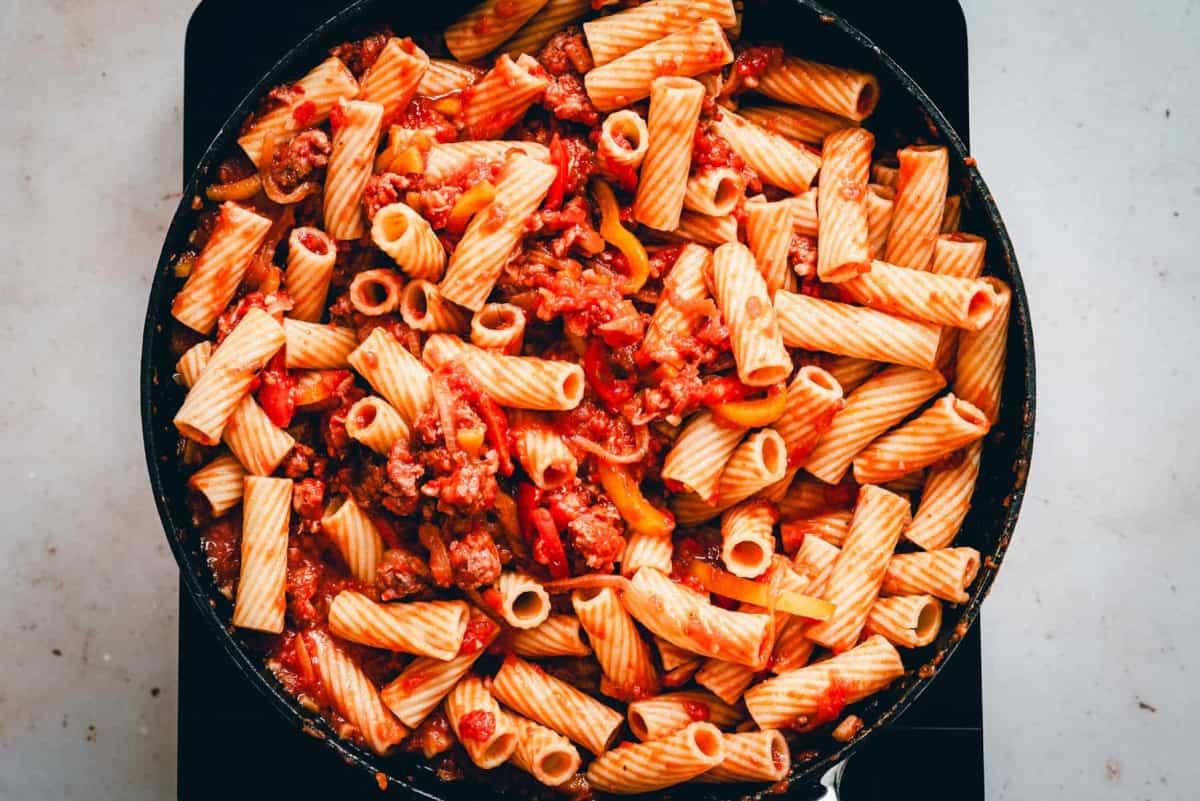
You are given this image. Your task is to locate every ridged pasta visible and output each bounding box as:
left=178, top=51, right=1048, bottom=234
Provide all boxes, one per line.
left=461, top=54, right=551, bottom=139
left=866, top=183, right=896, bottom=259
left=328, top=593, right=468, bottom=659
left=720, top=500, right=777, bottom=578
left=786, top=189, right=819, bottom=236
left=864, top=594, right=943, bottom=648
left=817, top=127, right=873, bottom=282
left=587, top=722, right=725, bottom=793
left=673, top=211, right=739, bottom=246
left=371, top=202, right=446, bottom=281
left=506, top=712, right=582, bottom=786
left=510, top=410, right=577, bottom=489
left=774, top=365, right=844, bottom=467
left=633, top=77, right=706, bottom=231
left=237, top=57, right=359, bottom=166
left=684, top=167, right=744, bottom=217
left=175, top=340, right=213, bottom=387
left=774, top=291, right=941, bottom=370
left=626, top=691, right=741, bottom=741
left=872, top=160, right=899, bottom=188
left=745, top=198, right=796, bottom=294
left=309, top=630, right=408, bottom=755
left=931, top=232, right=986, bottom=279
left=344, top=396, right=409, bottom=455
left=444, top=675, right=519, bottom=768
left=445, top=0, right=551, bottom=62
left=954, top=277, right=1011, bottom=423
left=623, top=567, right=772, bottom=668
left=882, top=547, right=981, bottom=603
left=416, top=58, right=483, bottom=97
left=781, top=509, right=853, bottom=550
left=508, top=614, right=592, bottom=657
left=422, top=140, right=549, bottom=185
left=805, top=485, right=911, bottom=651
left=756, top=56, right=880, bottom=122
left=320, top=496, right=384, bottom=584
left=232, top=476, right=291, bottom=633
left=502, top=0, right=593, bottom=57
left=839, top=260, right=1000, bottom=330
left=697, top=730, right=791, bottom=783
left=740, top=104, right=857, bottom=146
left=712, top=242, right=792, bottom=386
left=904, top=440, right=982, bottom=550
left=187, top=453, right=246, bottom=517
left=440, top=154, right=558, bottom=310
left=597, top=109, right=649, bottom=171
left=621, top=529, right=673, bottom=578
left=640, top=243, right=711, bottom=364
left=770, top=535, right=840, bottom=673
left=941, top=194, right=963, bottom=233
left=470, top=303, right=526, bottom=353
left=672, top=428, right=788, bottom=524
left=400, top=280, right=468, bottom=333
left=573, top=586, right=660, bottom=700
left=852, top=393, right=989, bottom=484
left=804, top=366, right=946, bottom=485
left=348, top=268, right=404, bottom=316
left=745, top=636, right=904, bottom=729
left=884, top=145, right=949, bottom=269
left=694, top=659, right=756, bottom=705
left=282, top=319, right=357, bottom=369
left=584, top=19, right=733, bottom=112
left=323, top=99, right=385, bottom=240
left=285, top=226, right=337, bottom=322
left=429, top=336, right=585, bottom=410
left=172, top=203, right=273, bottom=333
left=713, top=109, right=820, bottom=194
left=491, top=655, right=624, bottom=755
left=583, top=0, right=737, bottom=66
left=495, top=571, right=552, bottom=629
left=821, top=355, right=880, bottom=395
left=348, top=326, right=433, bottom=425
left=223, top=394, right=296, bottom=476
left=358, top=38, right=429, bottom=122
left=380, top=609, right=500, bottom=726
left=174, top=308, right=285, bottom=445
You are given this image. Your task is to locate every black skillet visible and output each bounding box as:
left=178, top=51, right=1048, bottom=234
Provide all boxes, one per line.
left=142, top=0, right=1036, bottom=797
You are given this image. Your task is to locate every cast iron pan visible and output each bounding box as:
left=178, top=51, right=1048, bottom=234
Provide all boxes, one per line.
left=142, top=0, right=1036, bottom=796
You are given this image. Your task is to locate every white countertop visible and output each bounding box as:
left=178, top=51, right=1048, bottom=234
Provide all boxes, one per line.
left=0, top=1, right=1197, bottom=798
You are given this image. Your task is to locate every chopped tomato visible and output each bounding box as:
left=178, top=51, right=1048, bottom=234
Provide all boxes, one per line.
left=583, top=339, right=635, bottom=412
left=530, top=508, right=569, bottom=580
left=457, top=709, right=496, bottom=742
left=460, top=616, right=499, bottom=655
left=682, top=700, right=710, bottom=721
left=545, top=133, right=569, bottom=211
left=475, top=392, right=514, bottom=477
left=256, top=351, right=296, bottom=428
left=292, top=100, right=317, bottom=127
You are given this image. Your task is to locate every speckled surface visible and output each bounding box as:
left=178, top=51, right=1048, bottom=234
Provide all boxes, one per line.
left=0, top=1, right=1197, bottom=799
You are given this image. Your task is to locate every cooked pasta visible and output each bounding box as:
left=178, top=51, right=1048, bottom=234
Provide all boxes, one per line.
left=884, top=145, right=950, bottom=269
left=633, top=77, right=706, bottom=231
left=172, top=16, right=1014, bottom=787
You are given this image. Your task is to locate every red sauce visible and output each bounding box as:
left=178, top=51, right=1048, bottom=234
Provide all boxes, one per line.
left=297, top=229, right=328, bottom=254
left=291, top=100, right=317, bottom=127
left=456, top=709, right=496, bottom=742
left=459, top=617, right=499, bottom=655
left=682, top=700, right=710, bottom=721
left=733, top=45, right=783, bottom=81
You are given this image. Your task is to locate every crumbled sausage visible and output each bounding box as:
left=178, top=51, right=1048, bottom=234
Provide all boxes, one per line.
left=376, top=546, right=432, bottom=600
left=448, top=529, right=502, bottom=589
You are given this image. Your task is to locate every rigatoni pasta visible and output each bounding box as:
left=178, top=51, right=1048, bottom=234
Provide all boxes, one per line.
left=173, top=15, right=1018, bottom=789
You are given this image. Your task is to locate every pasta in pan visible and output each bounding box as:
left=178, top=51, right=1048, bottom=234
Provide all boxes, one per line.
left=168, top=5, right=1013, bottom=793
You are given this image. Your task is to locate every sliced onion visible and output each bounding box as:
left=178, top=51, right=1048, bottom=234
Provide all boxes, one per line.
left=260, top=131, right=320, bottom=205
left=570, top=424, right=649, bottom=465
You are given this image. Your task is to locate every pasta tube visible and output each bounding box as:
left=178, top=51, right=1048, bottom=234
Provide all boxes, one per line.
left=171, top=202, right=272, bottom=333
left=323, top=100, right=385, bottom=240
left=285, top=226, right=337, bottom=322
left=444, top=675, right=518, bottom=768
left=309, top=630, right=408, bottom=755
left=774, top=291, right=941, bottom=370
left=757, top=56, right=880, bottom=121
left=852, top=393, right=989, bottom=484
left=586, top=722, right=725, bottom=794
left=817, top=127, right=873, bottom=282
left=328, top=593, right=469, bottom=660
left=711, top=242, right=791, bottom=387
left=232, top=476, right=291, bottom=633
left=573, top=587, right=659, bottom=700
left=884, top=145, right=949, bottom=269
left=633, top=77, right=706, bottom=231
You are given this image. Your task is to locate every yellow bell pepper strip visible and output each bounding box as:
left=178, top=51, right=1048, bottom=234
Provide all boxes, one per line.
left=205, top=174, right=262, bottom=202
left=596, top=462, right=675, bottom=538
left=446, top=180, right=496, bottom=234
left=688, top=561, right=836, bottom=621
left=708, top=384, right=788, bottom=427
left=591, top=178, right=650, bottom=294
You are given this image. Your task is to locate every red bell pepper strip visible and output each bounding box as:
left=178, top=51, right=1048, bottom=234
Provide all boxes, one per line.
left=545, top=133, right=569, bottom=211
left=531, top=508, right=570, bottom=580
left=583, top=339, right=635, bottom=413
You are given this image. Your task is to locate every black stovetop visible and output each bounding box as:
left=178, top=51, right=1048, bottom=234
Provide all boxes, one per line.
left=178, top=2, right=982, bottom=798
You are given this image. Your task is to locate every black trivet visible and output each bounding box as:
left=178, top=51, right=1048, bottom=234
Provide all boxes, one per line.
left=179, top=3, right=982, bottom=798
